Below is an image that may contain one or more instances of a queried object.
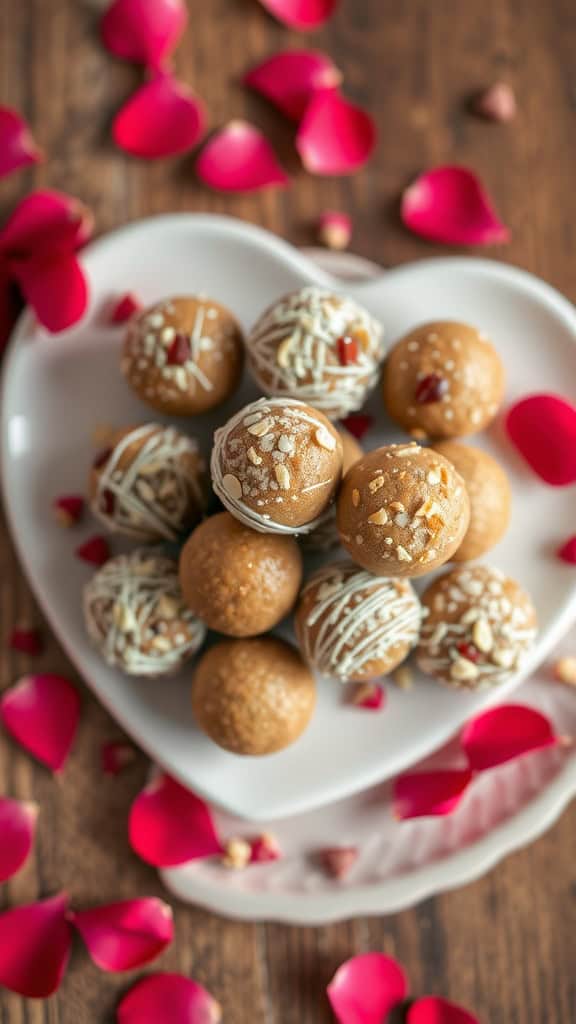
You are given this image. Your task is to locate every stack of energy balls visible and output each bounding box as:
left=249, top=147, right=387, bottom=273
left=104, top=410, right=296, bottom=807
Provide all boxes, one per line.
left=83, top=289, right=538, bottom=758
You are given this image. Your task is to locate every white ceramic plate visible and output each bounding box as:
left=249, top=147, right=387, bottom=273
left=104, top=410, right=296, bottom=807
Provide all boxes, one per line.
left=2, top=214, right=576, bottom=822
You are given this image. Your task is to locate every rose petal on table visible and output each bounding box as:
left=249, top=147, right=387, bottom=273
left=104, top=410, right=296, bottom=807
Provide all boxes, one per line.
left=0, top=189, right=93, bottom=257
left=196, top=120, right=289, bottom=192
left=0, top=106, right=43, bottom=180
left=461, top=704, right=561, bottom=772
left=10, top=250, right=89, bottom=333
left=296, top=88, right=376, bottom=175
left=0, top=893, right=71, bottom=998
left=101, top=0, right=188, bottom=68
left=75, top=535, right=111, bottom=566
left=109, top=292, right=142, bottom=324
left=117, top=972, right=222, bottom=1023
left=101, top=739, right=138, bottom=775
left=244, top=50, right=341, bottom=121
left=129, top=773, right=222, bottom=866
left=70, top=898, right=173, bottom=972
left=0, top=796, right=38, bottom=882
left=393, top=769, right=474, bottom=820
left=0, top=674, right=81, bottom=772
left=506, top=393, right=576, bottom=486
left=9, top=626, right=43, bottom=656
left=407, top=995, right=480, bottom=1024
left=557, top=535, right=576, bottom=564
left=340, top=413, right=373, bottom=440
left=318, top=210, right=352, bottom=250
left=256, top=0, right=337, bottom=29
left=401, top=165, right=510, bottom=246
left=113, top=74, right=207, bottom=159
left=327, top=952, right=408, bottom=1024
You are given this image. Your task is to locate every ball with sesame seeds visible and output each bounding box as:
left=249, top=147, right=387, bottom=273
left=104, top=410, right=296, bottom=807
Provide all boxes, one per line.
left=416, top=565, right=537, bottom=690
left=382, top=321, right=505, bottom=440
left=121, top=296, right=244, bottom=416
left=211, top=396, right=343, bottom=535
left=432, top=441, right=512, bottom=561
left=336, top=442, right=470, bottom=577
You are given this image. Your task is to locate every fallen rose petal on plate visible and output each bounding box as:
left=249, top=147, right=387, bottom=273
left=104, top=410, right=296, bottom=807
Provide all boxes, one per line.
left=0, top=189, right=93, bottom=257
left=196, top=120, right=289, bottom=192
left=297, top=88, right=376, bottom=175
left=75, top=534, right=111, bottom=566
left=328, top=952, right=408, bottom=1024
left=244, top=50, right=341, bottom=121
left=349, top=682, right=385, bottom=710
left=506, top=393, right=576, bottom=486
left=101, top=0, right=188, bottom=68
left=11, top=251, right=89, bottom=333
left=9, top=626, right=43, bottom=656
left=70, top=897, right=174, bottom=972
left=407, top=995, right=480, bottom=1024
left=109, top=292, right=142, bottom=323
left=318, top=210, right=352, bottom=250
left=128, top=773, right=222, bottom=866
left=0, top=893, right=71, bottom=998
left=250, top=832, right=282, bottom=863
left=0, top=106, right=43, bottom=180
left=0, top=673, right=81, bottom=772
left=392, top=769, right=474, bottom=820
left=101, top=739, right=138, bottom=775
left=0, top=796, right=38, bottom=882
left=461, top=704, right=562, bottom=772
left=557, top=536, right=576, bottom=564
left=113, top=74, right=207, bottom=159
left=401, top=165, right=510, bottom=246
left=117, top=972, right=222, bottom=1023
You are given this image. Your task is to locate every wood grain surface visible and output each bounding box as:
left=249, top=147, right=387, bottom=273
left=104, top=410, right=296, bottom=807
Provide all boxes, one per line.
left=1, top=0, right=576, bottom=1021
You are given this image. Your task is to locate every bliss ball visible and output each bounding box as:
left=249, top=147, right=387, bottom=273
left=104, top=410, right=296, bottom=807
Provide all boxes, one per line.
left=295, top=561, right=422, bottom=683
left=246, top=286, right=385, bottom=420
left=417, top=565, right=537, bottom=690
left=192, top=637, right=316, bottom=755
left=89, top=423, right=208, bottom=541
left=337, top=442, right=470, bottom=577
left=179, top=512, right=302, bottom=637
left=302, top=426, right=365, bottom=552
left=84, top=550, right=206, bottom=676
left=211, top=397, right=343, bottom=535
left=121, top=295, right=244, bottom=415
left=382, top=321, right=505, bottom=439
left=433, top=441, right=512, bottom=561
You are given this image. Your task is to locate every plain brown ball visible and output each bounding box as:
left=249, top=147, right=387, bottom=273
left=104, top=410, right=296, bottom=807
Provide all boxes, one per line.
left=432, top=441, right=511, bottom=561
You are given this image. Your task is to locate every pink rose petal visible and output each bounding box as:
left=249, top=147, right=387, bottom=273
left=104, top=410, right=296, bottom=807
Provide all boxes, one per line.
left=327, top=952, right=408, bottom=1024
left=76, top=534, right=111, bottom=566
left=340, top=414, right=373, bottom=441
left=101, top=739, right=138, bottom=775
left=557, top=536, right=576, bottom=564
left=129, top=773, right=222, bottom=867
left=196, top=120, right=289, bottom=193
left=101, top=0, right=188, bottom=68
left=296, top=88, right=376, bottom=175
left=70, top=898, right=173, bottom=972
left=505, top=393, right=576, bottom=486
left=117, top=972, right=222, bottom=1024
left=244, top=50, right=341, bottom=121
left=53, top=493, right=85, bottom=527
left=250, top=833, right=282, bottom=863
left=0, top=893, right=71, bottom=998
left=0, top=107, right=42, bottom=180
left=393, top=769, right=473, bottom=820
left=0, top=674, right=81, bottom=772
left=318, top=210, right=352, bottom=250
left=9, top=626, right=43, bottom=656
left=0, top=190, right=93, bottom=257
left=407, top=995, right=480, bottom=1024
left=11, top=251, right=89, bottom=333
left=110, top=292, right=142, bottom=324
left=401, top=165, right=509, bottom=246
left=113, top=74, right=206, bottom=159
left=257, top=0, right=337, bottom=29
left=461, top=704, right=561, bottom=772
left=0, top=797, right=38, bottom=882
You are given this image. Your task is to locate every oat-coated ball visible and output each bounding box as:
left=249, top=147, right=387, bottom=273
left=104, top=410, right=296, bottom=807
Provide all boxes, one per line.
left=433, top=441, right=511, bottom=561
left=382, top=321, right=505, bottom=439
left=417, top=564, right=537, bottom=690
left=192, top=637, right=316, bottom=755
left=211, top=397, right=343, bottom=534
left=337, top=442, right=470, bottom=577
left=179, top=512, right=302, bottom=637
left=122, top=296, right=244, bottom=416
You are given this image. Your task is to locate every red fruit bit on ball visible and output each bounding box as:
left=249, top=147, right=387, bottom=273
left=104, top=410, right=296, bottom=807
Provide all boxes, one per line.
left=53, top=494, right=85, bottom=527
left=457, top=642, right=480, bottom=663
left=506, top=393, right=576, bottom=486
left=415, top=373, right=449, bottom=404
left=318, top=845, right=359, bottom=879
left=166, top=333, right=191, bottom=365
left=337, top=335, right=359, bottom=366
left=93, top=447, right=112, bottom=470
left=75, top=535, right=110, bottom=567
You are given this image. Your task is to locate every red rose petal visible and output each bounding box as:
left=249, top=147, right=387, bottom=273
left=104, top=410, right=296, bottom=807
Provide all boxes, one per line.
left=129, top=773, right=222, bottom=867
left=401, top=165, right=509, bottom=246
left=76, top=535, right=111, bottom=566
left=407, top=995, right=480, bottom=1024
left=244, top=50, right=341, bottom=121
left=53, top=493, right=85, bottom=527
left=0, top=893, right=71, bottom=998
left=0, top=269, right=21, bottom=353
left=101, top=0, right=188, bottom=68
left=393, top=769, right=473, bottom=820
left=11, top=251, right=89, bottom=333
left=114, top=74, right=206, bottom=159
left=340, top=414, right=373, bottom=440
left=250, top=833, right=282, bottom=864
left=558, top=536, right=576, bottom=564
left=101, top=739, right=138, bottom=775
left=461, top=704, right=561, bottom=772
left=350, top=682, right=385, bottom=710
left=327, top=952, right=408, bottom=1024
left=296, top=88, right=376, bottom=175
left=196, top=120, right=289, bottom=193
left=117, top=972, right=222, bottom=1024
left=318, top=846, right=358, bottom=880
left=110, top=292, right=141, bottom=324
left=318, top=210, right=352, bottom=250
left=0, top=190, right=93, bottom=257
left=0, top=107, right=42, bottom=180
left=256, top=0, right=337, bottom=29
left=70, top=898, right=173, bottom=972
left=0, top=797, right=38, bottom=882
left=0, top=674, right=80, bottom=772
left=506, top=393, right=576, bottom=486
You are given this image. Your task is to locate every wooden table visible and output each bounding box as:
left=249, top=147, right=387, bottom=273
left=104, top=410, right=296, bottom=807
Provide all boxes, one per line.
left=1, top=1, right=575, bottom=1020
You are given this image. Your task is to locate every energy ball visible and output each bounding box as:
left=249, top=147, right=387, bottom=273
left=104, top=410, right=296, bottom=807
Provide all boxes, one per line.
left=295, top=561, right=422, bottom=683
left=192, top=637, right=316, bottom=755
left=122, top=295, right=244, bottom=416
left=84, top=550, right=206, bottom=676
left=337, top=442, right=470, bottom=578
left=211, top=397, right=343, bottom=534
left=179, top=512, right=302, bottom=637
left=417, top=565, right=537, bottom=690
left=302, top=426, right=364, bottom=552
left=89, top=423, right=207, bottom=541
left=246, top=286, right=385, bottom=420
left=382, top=321, right=505, bottom=439
left=433, top=441, right=511, bottom=561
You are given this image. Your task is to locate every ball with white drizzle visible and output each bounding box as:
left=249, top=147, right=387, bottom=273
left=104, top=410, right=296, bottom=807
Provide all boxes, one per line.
left=121, top=295, right=244, bottom=415
left=211, top=397, right=343, bottom=534
left=417, top=565, right=537, bottom=690
left=89, top=424, right=208, bottom=542
left=83, top=550, right=206, bottom=676
left=295, top=561, right=422, bottom=683
left=246, top=286, right=385, bottom=420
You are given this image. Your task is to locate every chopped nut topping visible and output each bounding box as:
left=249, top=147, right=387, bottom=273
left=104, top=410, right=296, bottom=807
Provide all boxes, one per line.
left=275, top=464, right=291, bottom=489
left=367, top=508, right=388, bottom=525
left=554, top=656, right=576, bottom=686
left=315, top=426, right=336, bottom=451
left=427, top=468, right=441, bottom=485
left=157, top=595, right=179, bottom=619
left=389, top=501, right=405, bottom=512
left=151, top=635, right=172, bottom=653
left=136, top=479, right=155, bottom=504
left=369, top=475, right=385, bottom=494
left=247, top=446, right=262, bottom=465
left=491, top=647, right=515, bottom=669
left=396, top=545, right=412, bottom=562
left=395, top=447, right=417, bottom=457
left=352, top=488, right=360, bottom=507
left=276, top=337, right=293, bottom=368
left=113, top=603, right=136, bottom=633
left=450, top=657, right=479, bottom=681
left=419, top=548, right=438, bottom=564
left=223, top=474, right=242, bottom=499
left=473, top=618, right=493, bottom=653
left=248, top=417, right=273, bottom=437
left=222, top=837, right=251, bottom=870
left=278, top=434, right=295, bottom=453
